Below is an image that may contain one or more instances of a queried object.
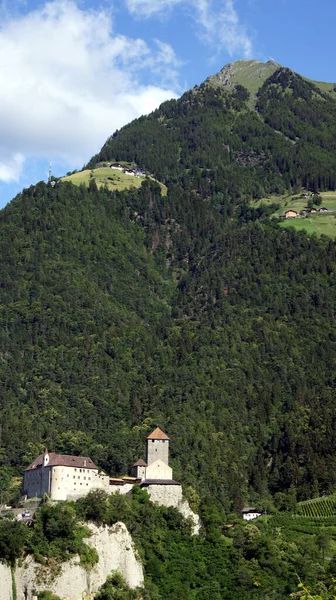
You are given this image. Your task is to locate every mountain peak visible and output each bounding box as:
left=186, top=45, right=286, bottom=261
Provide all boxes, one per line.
left=205, top=59, right=282, bottom=98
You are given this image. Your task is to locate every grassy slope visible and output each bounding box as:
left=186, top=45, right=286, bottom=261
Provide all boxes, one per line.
left=280, top=214, right=336, bottom=238
left=252, top=192, right=336, bottom=238
left=62, top=168, right=167, bottom=196
left=207, top=60, right=336, bottom=105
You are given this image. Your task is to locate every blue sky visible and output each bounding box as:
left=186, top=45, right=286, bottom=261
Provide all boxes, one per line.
left=0, top=0, right=335, bottom=208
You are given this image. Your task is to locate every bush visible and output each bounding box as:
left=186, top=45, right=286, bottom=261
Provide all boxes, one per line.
left=0, top=520, right=29, bottom=565
left=95, top=571, right=140, bottom=600
left=37, top=592, right=61, bottom=600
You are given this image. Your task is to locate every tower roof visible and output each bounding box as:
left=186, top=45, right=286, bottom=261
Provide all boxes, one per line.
left=132, top=459, right=148, bottom=467
left=147, top=427, right=169, bottom=440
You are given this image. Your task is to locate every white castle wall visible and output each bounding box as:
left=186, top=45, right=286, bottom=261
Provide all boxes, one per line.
left=145, top=460, right=172, bottom=480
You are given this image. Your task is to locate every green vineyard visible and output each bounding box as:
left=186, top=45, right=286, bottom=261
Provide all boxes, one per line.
left=296, top=494, right=336, bottom=518
left=269, top=514, right=336, bottom=537
left=265, top=495, right=336, bottom=539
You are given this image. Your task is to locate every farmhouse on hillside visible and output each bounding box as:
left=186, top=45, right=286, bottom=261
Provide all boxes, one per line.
left=242, top=507, right=262, bottom=521
left=110, top=163, right=124, bottom=171
left=285, top=209, right=299, bottom=218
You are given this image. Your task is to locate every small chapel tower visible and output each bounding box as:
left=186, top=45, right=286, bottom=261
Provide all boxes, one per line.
left=146, top=428, right=169, bottom=466
left=43, top=448, right=50, bottom=467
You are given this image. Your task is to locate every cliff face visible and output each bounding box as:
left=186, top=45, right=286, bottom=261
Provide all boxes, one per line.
left=146, top=484, right=200, bottom=535
left=0, top=522, right=143, bottom=600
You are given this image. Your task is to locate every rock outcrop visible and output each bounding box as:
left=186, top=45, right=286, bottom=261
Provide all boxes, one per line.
left=0, top=522, right=143, bottom=600
left=146, top=484, right=200, bottom=535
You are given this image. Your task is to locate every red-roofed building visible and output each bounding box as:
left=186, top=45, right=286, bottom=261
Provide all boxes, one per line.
left=146, top=427, right=169, bottom=440
left=22, top=449, right=108, bottom=501
left=146, top=428, right=170, bottom=468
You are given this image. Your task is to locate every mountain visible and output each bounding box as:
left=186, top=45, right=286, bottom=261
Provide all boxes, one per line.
left=88, top=60, right=336, bottom=194
left=206, top=59, right=282, bottom=100
left=206, top=59, right=336, bottom=101
left=0, top=61, right=336, bottom=514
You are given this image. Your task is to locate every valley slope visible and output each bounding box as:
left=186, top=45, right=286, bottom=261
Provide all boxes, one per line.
left=0, top=61, right=336, bottom=513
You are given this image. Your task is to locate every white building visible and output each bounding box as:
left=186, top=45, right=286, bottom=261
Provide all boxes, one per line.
left=23, top=450, right=109, bottom=501
left=242, top=507, right=262, bottom=521
left=110, top=163, right=124, bottom=171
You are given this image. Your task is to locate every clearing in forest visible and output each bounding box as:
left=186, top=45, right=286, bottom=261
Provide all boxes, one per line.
left=62, top=168, right=167, bottom=196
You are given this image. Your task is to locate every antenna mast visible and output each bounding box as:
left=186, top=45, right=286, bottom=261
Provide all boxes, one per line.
left=48, top=161, right=52, bottom=183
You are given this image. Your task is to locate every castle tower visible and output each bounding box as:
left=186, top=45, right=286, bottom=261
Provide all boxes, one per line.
left=146, top=428, right=169, bottom=466
left=132, top=459, right=147, bottom=480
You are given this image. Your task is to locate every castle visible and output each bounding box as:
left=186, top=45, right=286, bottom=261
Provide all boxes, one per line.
left=23, top=427, right=178, bottom=501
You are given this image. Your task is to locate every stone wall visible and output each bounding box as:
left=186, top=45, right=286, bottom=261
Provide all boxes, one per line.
left=146, top=438, right=169, bottom=465
left=0, top=522, right=143, bottom=600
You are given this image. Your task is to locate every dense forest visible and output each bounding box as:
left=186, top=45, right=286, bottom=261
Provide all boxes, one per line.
left=0, top=175, right=335, bottom=509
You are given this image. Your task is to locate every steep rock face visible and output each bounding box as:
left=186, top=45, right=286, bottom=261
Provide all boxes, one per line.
left=0, top=563, right=12, bottom=600
left=146, top=484, right=200, bottom=535
left=0, top=522, right=143, bottom=600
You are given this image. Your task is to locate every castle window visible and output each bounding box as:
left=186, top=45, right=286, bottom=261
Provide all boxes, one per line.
left=78, top=476, right=80, bottom=479
left=79, top=469, right=82, bottom=473
left=84, top=477, right=86, bottom=480
left=73, top=476, right=75, bottom=479
left=67, top=474, right=69, bottom=477
left=75, top=468, right=77, bottom=472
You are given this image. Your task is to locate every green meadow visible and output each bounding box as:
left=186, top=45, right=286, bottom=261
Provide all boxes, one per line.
left=252, top=191, right=336, bottom=238
left=62, top=168, right=167, bottom=196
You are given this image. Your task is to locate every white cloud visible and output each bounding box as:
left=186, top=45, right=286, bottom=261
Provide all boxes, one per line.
left=0, top=0, right=180, bottom=182
left=125, top=0, right=252, bottom=59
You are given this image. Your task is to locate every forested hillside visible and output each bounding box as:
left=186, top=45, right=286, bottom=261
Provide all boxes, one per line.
left=0, top=169, right=335, bottom=509
left=0, top=61, right=336, bottom=514
left=88, top=65, right=336, bottom=201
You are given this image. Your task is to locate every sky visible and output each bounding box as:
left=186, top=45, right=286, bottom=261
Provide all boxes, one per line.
left=0, top=0, right=335, bottom=208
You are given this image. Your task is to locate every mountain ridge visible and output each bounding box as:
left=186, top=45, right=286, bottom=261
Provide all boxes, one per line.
left=205, top=59, right=336, bottom=100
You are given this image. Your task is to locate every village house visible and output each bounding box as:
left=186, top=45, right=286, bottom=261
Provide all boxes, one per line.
left=319, top=207, right=329, bottom=213
left=285, top=209, right=299, bottom=218
left=22, top=428, right=177, bottom=501
left=241, top=507, right=262, bottom=521
left=110, top=163, right=124, bottom=171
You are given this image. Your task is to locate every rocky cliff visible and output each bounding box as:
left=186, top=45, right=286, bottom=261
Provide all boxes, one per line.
left=0, top=522, right=143, bottom=600
left=146, top=484, right=200, bottom=535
